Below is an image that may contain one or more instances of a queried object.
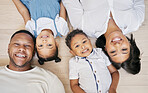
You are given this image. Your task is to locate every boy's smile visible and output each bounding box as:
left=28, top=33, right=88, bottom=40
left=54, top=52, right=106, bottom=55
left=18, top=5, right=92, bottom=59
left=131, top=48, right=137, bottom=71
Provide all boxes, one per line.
left=70, top=34, right=93, bottom=57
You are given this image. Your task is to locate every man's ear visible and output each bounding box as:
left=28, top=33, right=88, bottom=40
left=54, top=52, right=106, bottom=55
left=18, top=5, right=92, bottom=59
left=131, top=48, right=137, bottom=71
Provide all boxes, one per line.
left=33, top=49, right=35, bottom=57
left=8, top=43, right=10, bottom=52
left=69, top=50, right=76, bottom=56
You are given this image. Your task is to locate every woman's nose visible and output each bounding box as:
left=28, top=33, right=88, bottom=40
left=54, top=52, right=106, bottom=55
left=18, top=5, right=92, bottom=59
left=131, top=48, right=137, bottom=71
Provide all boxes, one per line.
left=112, top=40, right=122, bottom=45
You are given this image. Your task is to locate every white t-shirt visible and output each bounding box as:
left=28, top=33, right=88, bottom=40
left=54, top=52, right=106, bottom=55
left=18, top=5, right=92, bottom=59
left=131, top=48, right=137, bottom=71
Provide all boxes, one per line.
left=69, top=48, right=112, bottom=93
left=63, top=0, right=145, bottom=38
left=0, top=66, right=65, bottom=93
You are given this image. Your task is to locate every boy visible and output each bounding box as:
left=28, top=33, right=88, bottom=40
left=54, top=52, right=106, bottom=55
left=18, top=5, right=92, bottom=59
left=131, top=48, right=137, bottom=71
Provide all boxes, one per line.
left=65, top=29, right=119, bottom=93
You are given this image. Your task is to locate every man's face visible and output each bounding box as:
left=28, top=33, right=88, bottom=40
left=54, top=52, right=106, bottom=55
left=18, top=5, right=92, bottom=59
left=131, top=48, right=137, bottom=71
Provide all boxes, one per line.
left=8, top=33, right=34, bottom=68
left=70, top=34, right=93, bottom=57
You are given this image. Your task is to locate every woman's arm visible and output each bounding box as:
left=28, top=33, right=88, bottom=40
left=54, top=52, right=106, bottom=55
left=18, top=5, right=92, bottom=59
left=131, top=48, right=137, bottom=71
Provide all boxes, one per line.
left=107, top=65, right=119, bottom=93
left=12, top=0, right=31, bottom=24
left=133, top=0, right=145, bottom=24
left=59, top=2, right=67, bottom=20
left=70, top=79, right=86, bottom=93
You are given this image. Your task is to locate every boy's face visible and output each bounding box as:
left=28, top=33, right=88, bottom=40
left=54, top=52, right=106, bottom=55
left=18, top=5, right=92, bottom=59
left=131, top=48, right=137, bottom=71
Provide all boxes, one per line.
left=70, top=34, right=93, bottom=57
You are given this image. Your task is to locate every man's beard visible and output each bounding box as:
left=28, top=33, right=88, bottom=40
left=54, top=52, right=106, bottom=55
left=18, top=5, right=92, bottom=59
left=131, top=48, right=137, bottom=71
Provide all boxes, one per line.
left=8, top=54, right=33, bottom=68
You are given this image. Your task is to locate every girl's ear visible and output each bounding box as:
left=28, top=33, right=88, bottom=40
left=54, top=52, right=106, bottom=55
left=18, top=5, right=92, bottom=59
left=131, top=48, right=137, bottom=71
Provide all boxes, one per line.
left=69, top=50, right=76, bottom=56
left=34, top=45, right=37, bottom=57
left=55, top=40, right=59, bottom=47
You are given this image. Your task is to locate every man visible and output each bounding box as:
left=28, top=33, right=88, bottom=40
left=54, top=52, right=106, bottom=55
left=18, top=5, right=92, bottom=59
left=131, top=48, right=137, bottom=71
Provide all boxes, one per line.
left=0, top=30, right=65, bottom=93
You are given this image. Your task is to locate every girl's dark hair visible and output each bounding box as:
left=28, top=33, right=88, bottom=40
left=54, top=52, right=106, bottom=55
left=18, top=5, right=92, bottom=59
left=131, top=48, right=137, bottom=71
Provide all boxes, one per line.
left=36, top=46, right=61, bottom=65
left=65, top=29, right=88, bottom=49
left=96, top=34, right=141, bottom=75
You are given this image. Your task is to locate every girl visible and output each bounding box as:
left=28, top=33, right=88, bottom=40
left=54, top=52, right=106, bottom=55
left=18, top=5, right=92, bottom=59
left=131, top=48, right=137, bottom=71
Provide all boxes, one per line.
left=12, top=0, right=69, bottom=65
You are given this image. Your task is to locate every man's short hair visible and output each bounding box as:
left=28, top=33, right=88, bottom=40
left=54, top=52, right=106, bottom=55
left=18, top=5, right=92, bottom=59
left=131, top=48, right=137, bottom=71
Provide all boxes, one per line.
left=10, top=30, right=36, bottom=49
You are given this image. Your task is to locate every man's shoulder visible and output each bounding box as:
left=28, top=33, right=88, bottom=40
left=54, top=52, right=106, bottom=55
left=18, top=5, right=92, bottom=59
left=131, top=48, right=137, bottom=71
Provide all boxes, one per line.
left=35, top=66, right=57, bottom=78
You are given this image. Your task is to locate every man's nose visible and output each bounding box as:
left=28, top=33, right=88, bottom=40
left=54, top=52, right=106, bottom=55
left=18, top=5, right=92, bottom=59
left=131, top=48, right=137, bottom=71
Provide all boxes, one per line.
left=18, top=45, right=25, bottom=52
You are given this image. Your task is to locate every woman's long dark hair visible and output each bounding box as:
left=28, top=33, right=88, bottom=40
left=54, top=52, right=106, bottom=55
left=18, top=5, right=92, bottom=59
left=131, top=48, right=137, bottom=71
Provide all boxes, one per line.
left=96, top=34, right=141, bottom=74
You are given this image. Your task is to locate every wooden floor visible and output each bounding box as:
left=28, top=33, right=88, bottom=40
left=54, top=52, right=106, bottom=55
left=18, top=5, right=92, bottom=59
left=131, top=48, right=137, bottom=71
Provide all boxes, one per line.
left=0, top=0, right=148, bottom=93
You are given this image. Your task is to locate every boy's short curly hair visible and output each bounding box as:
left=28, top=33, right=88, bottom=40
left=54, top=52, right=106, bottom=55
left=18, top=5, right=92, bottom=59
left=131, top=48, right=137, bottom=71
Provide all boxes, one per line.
left=96, top=34, right=141, bottom=74
left=65, top=29, right=88, bottom=50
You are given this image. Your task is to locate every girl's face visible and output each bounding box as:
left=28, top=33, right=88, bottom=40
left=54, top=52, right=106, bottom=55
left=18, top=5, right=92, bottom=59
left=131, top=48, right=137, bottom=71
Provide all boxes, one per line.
left=36, top=30, right=56, bottom=58
left=105, top=30, right=130, bottom=63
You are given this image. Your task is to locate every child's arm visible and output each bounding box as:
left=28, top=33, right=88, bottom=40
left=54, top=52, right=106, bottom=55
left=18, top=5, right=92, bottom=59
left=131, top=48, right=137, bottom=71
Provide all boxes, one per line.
left=70, top=79, right=86, bottom=93
left=107, top=64, right=119, bottom=93
left=59, top=2, right=67, bottom=20
left=12, top=0, right=31, bottom=24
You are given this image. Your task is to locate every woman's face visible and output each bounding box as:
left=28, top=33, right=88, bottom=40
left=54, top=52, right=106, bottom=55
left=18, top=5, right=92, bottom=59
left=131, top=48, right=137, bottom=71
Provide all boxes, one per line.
left=36, top=30, right=56, bottom=58
left=105, top=31, right=130, bottom=63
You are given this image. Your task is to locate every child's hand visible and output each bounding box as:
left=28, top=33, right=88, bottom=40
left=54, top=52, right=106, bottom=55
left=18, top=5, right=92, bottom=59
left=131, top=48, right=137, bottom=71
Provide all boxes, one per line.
left=109, top=88, right=116, bottom=93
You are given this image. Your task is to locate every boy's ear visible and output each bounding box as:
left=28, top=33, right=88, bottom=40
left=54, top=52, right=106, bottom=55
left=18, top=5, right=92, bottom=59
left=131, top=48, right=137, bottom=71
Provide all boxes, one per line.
left=69, top=50, right=76, bottom=56
left=105, top=47, right=107, bottom=51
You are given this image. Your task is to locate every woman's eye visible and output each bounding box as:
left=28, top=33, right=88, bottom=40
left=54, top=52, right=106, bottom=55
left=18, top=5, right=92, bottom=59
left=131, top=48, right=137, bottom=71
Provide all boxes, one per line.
left=122, top=48, right=127, bottom=51
left=110, top=51, right=116, bottom=53
left=38, top=45, right=43, bottom=47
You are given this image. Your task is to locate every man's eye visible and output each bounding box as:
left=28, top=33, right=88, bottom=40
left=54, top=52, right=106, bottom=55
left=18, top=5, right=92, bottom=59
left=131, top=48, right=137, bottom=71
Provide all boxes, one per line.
left=14, top=43, right=19, bottom=46
left=110, top=51, right=116, bottom=53
left=75, top=45, right=79, bottom=48
left=122, top=48, right=127, bottom=51
left=25, top=45, right=31, bottom=48
left=38, top=45, right=43, bottom=47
